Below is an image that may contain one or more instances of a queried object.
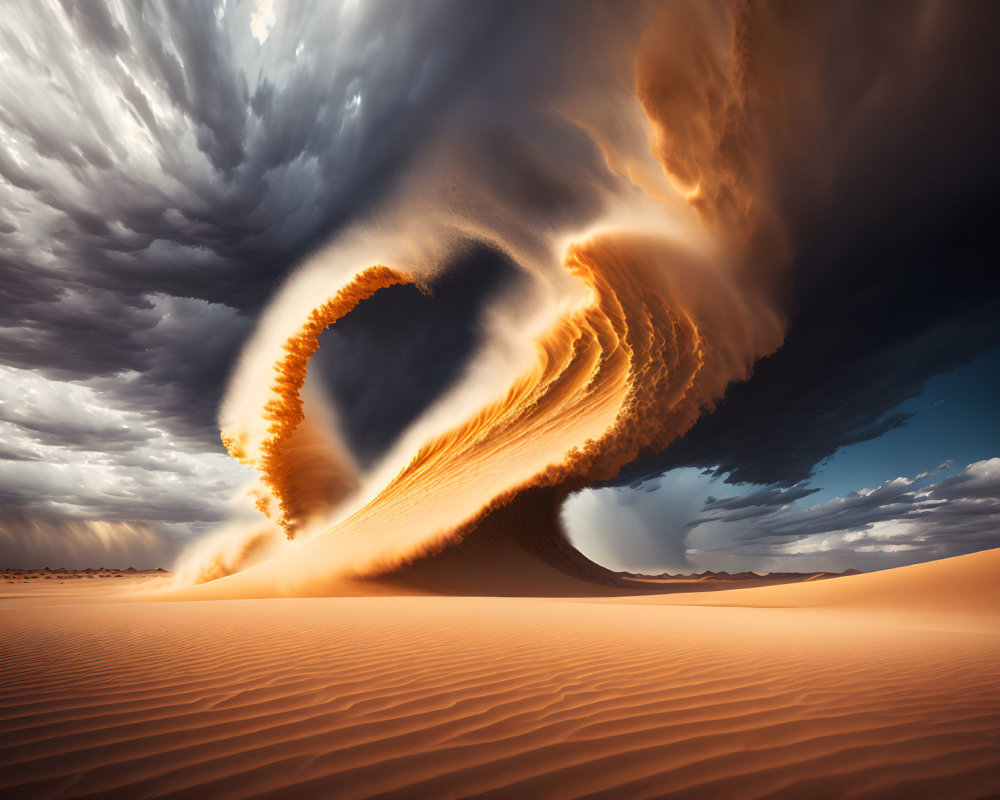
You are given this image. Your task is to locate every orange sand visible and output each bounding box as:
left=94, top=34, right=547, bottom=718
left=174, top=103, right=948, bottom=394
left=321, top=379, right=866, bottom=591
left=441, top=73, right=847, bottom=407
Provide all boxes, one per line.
left=0, top=550, right=998, bottom=798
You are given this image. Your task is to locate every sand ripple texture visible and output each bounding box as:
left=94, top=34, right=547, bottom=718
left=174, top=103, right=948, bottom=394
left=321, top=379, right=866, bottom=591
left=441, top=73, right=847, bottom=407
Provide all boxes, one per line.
left=0, top=550, right=998, bottom=799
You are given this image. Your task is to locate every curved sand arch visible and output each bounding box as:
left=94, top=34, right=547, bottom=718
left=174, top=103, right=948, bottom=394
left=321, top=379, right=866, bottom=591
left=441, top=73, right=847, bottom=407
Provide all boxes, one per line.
left=205, top=232, right=780, bottom=597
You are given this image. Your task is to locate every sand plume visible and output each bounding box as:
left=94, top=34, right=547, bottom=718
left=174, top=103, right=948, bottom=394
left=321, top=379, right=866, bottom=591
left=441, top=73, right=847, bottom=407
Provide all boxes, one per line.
left=167, top=1, right=803, bottom=596
left=175, top=0, right=982, bottom=594
left=221, top=265, right=413, bottom=539
left=181, top=221, right=788, bottom=598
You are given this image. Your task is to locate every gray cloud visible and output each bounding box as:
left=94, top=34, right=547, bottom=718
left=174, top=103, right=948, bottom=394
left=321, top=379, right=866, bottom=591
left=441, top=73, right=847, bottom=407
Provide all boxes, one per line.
left=686, top=459, right=1000, bottom=572
left=704, top=485, right=821, bottom=513
left=0, top=365, right=248, bottom=538
left=569, top=459, right=1000, bottom=575
left=0, top=506, right=176, bottom=569
left=0, top=0, right=625, bottom=567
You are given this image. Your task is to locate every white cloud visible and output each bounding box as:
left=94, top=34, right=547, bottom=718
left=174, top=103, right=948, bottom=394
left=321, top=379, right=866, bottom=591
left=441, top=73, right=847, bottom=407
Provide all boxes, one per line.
left=250, top=0, right=276, bottom=44
left=0, top=365, right=252, bottom=532
left=566, top=460, right=1000, bottom=574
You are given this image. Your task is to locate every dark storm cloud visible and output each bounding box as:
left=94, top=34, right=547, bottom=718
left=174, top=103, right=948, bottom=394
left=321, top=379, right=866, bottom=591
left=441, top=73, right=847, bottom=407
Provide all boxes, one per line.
left=0, top=0, right=556, bottom=434
left=703, top=485, right=820, bottom=512
left=0, top=0, right=616, bottom=562
left=616, top=1, right=1000, bottom=489
left=0, top=0, right=612, bottom=460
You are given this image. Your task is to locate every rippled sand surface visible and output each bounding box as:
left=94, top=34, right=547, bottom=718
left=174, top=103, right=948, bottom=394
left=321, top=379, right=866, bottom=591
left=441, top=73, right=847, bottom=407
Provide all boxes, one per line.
left=1, top=550, right=998, bottom=799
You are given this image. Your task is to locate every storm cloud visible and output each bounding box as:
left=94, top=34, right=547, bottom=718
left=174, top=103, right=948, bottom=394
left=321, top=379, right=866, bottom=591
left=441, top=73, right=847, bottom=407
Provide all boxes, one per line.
left=615, top=2, right=1000, bottom=488
left=568, top=459, right=1000, bottom=575
left=0, top=0, right=597, bottom=562
left=1, top=1, right=998, bottom=569
left=0, top=0, right=549, bottom=429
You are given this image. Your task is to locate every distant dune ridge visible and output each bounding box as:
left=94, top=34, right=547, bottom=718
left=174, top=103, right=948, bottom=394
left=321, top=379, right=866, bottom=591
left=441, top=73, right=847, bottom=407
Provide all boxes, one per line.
left=0, top=549, right=997, bottom=798
left=2, top=567, right=168, bottom=581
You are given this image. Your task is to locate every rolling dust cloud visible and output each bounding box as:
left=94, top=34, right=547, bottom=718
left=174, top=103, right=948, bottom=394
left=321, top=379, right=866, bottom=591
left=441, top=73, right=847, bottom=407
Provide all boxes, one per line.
left=173, top=0, right=973, bottom=595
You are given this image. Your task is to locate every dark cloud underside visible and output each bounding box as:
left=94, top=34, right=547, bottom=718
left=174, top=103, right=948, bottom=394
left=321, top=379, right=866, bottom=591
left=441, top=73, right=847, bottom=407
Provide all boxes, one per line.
left=614, top=1, right=1000, bottom=488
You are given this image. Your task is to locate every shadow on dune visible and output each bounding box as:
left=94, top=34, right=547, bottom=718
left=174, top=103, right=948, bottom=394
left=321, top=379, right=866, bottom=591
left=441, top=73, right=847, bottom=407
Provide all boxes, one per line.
left=366, top=486, right=637, bottom=597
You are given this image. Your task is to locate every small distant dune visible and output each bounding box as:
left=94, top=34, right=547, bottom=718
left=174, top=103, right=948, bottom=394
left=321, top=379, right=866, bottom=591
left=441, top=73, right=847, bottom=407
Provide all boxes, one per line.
left=0, top=567, right=171, bottom=590
left=632, top=548, right=1000, bottom=622
left=0, top=549, right=996, bottom=798
left=2, top=566, right=170, bottom=577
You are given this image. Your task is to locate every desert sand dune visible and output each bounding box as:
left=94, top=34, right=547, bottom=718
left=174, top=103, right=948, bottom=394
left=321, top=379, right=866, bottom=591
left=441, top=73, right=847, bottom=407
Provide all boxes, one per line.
left=0, top=550, right=997, bottom=798
left=625, top=548, right=1000, bottom=634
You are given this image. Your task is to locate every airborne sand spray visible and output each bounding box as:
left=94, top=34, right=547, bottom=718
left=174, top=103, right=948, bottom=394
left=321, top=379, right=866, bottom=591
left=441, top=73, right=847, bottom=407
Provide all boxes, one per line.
left=175, top=1, right=794, bottom=592
left=221, top=266, right=414, bottom=538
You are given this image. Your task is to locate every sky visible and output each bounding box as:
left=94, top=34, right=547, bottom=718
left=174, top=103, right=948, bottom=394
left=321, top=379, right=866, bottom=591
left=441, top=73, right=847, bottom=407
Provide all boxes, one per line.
left=566, top=347, right=1000, bottom=574
left=0, top=0, right=998, bottom=573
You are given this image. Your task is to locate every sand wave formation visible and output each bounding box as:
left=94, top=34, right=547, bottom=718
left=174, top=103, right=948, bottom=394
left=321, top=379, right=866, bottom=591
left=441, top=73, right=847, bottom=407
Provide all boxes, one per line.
left=221, top=266, right=414, bottom=539
left=208, top=230, right=780, bottom=596
left=196, top=0, right=791, bottom=596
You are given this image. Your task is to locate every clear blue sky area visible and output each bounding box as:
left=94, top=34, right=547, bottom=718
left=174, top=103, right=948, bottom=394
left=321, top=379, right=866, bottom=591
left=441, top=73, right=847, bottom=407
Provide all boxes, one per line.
left=807, top=346, right=1000, bottom=503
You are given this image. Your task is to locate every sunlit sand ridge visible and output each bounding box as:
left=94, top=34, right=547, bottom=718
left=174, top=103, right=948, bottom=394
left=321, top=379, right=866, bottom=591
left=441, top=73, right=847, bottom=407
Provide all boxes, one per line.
left=1, top=550, right=998, bottom=798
